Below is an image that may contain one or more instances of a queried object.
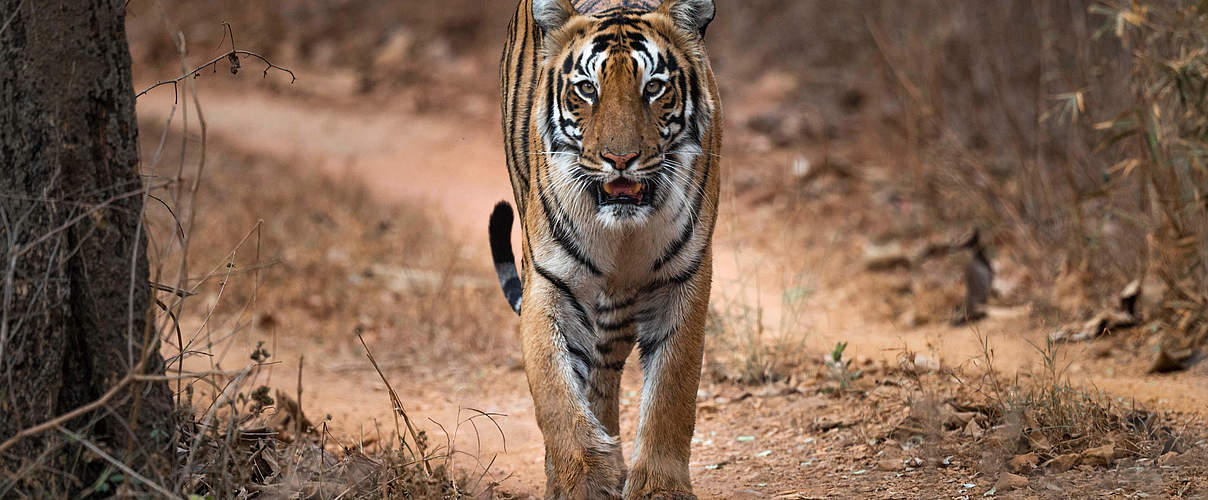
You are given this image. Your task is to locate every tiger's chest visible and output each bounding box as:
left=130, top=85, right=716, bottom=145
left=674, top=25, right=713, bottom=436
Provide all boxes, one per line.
left=532, top=214, right=683, bottom=288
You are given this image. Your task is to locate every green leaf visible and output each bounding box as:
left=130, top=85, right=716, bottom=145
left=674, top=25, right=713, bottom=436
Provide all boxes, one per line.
left=830, top=342, right=847, bottom=363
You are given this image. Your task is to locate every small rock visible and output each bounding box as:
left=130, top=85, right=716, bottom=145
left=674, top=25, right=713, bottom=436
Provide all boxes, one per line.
left=1149, top=345, right=1196, bottom=374
left=876, top=459, right=901, bottom=471
left=1027, top=433, right=1051, bottom=452
left=949, top=410, right=978, bottom=427
left=1158, top=451, right=1191, bottom=466
left=994, top=472, right=1028, bottom=491
left=374, top=30, right=415, bottom=69
left=864, top=242, right=911, bottom=271
left=1118, top=279, right=1141, bottom=316
left=964, top=418, right=984, bottom=439
left=1008, top=452, right=1038, bottom=473
left=790, top=156, right=812, bottom=179
left=1044, top=453, right=1079, bottom=472
left=913, top=352, right=942, bottom=371
left=1050, top=309, right=1137, bottom=343
left=897, top=307, right=924, bottom=328
left=1079, top=444, right=1116, bottom=466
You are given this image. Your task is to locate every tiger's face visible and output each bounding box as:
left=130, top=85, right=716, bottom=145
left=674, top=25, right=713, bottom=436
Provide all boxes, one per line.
left=534, top=0, right=716, bottom=227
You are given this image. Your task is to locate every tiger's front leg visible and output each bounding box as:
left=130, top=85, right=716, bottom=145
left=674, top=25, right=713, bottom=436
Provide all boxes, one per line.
left=588, top=321, right=638, bottom=493
left=522, top=280, right=624, bottom=499
left=624, top=272, right=710, bottom=500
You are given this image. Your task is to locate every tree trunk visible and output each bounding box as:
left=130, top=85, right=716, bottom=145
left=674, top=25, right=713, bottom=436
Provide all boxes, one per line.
left=0, top=0, right=175, bottom=495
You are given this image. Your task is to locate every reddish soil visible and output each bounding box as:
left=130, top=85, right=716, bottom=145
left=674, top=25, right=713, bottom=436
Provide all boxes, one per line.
left=136, top=60, right=1208, bottom=498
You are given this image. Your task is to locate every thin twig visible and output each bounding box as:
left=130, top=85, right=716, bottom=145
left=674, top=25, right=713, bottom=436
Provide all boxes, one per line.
left=296, top=356, right=305, bottom=440
left=428, top=416, right=458, bottom=496
left=149, top=281, right=197, bottom=297
left=135, top=49, right=296, bottom=101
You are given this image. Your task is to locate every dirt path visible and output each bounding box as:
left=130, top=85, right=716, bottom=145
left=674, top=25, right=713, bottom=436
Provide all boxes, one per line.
left=137, top=79, right=1208, bottom=498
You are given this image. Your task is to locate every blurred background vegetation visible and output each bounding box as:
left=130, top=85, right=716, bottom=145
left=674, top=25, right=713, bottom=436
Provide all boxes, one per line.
left=129, top=1, right=1208, bottom=337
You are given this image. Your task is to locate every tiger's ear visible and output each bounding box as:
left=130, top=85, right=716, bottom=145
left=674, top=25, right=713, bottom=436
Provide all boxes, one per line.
left=532, top=0, right=578, bottom=33
left=659, top=0, right=715, bottom=37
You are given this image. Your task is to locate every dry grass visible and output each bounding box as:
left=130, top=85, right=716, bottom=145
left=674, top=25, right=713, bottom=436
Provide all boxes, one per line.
left=966, top=333, right=1183, bottom=463
left=878, top=331, right=1202, bottom=495
left=703, top=260, right=814, bottom=385
left=168, top=342, right=495, bottom=500
left=108, top=19, right=512, bottom=493
left=710, top=1, right=1208, bottom=350
left=135, top=107, right=511, bottom=498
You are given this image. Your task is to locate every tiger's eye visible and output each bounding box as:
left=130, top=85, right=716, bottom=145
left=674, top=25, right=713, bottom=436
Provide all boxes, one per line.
left=644, top=80, right=665, bottom=96
left=576, top=81, right=596, bottom=97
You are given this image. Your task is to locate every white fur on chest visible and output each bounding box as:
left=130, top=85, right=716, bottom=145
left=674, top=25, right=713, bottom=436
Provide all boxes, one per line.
left=537, top=153, right=698, bottom=278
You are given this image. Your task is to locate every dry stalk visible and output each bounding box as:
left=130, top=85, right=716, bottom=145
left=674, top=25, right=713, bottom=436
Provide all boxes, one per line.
left=354, top=331, right=433, bottom=477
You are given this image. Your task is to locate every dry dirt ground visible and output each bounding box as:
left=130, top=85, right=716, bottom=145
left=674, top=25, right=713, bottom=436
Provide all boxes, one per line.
left=134, top=55, right=1208, bottom=498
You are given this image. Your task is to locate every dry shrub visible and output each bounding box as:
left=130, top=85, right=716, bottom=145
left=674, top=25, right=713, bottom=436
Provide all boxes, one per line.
left=711, top=1, right=1208, bottom=350
left=966, top=333, right=1183, bottom=468
left=172, top=346, right=496, bottom=499
left=135, top=125, right=507, bottom=498
left=888, top=333, right=1189, bottom=486
left=863, top=1, right=1208, bottom=333
left=130, top=41, right=509, bottom=495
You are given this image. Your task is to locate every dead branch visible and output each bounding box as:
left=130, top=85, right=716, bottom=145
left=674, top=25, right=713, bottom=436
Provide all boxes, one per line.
left=136, top=24, right=295, bottom=102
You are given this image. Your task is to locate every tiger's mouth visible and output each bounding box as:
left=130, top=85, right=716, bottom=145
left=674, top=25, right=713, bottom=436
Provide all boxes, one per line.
left=594, top=177, right=652, bottom=206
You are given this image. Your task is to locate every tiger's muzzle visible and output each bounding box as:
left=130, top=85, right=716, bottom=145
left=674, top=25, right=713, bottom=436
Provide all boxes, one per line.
left=594, top=176, right=653, bottom=207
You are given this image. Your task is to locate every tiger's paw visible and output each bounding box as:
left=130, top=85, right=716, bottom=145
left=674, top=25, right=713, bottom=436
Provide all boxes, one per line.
left=629, top=490, right=697, bottom=500
left=621, top=467, right=694, bottom=500
left=545, top=447, right=625, bottom=500
left=546, top=473, right=624, bottom=500
left=558, top=470, right=624, bottom=500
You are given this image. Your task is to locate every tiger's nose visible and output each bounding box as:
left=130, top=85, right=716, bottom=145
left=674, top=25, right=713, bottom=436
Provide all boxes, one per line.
left=601, top=151, right=639, bottom=171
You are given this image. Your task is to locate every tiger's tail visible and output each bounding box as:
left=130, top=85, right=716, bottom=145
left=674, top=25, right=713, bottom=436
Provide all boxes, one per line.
left=489, top=201, right=523, bottom=314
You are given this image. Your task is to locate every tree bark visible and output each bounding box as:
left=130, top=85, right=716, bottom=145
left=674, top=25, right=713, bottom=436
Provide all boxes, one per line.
left=0, top=0, right=175, bottom=495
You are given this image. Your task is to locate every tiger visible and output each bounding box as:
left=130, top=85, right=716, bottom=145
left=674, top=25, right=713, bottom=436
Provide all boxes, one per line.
left=488, top=0, right=720, bottom=498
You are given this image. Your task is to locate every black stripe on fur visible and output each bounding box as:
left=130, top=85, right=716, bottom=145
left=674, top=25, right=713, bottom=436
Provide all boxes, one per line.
left=489, top=201, right=524, bottom=314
